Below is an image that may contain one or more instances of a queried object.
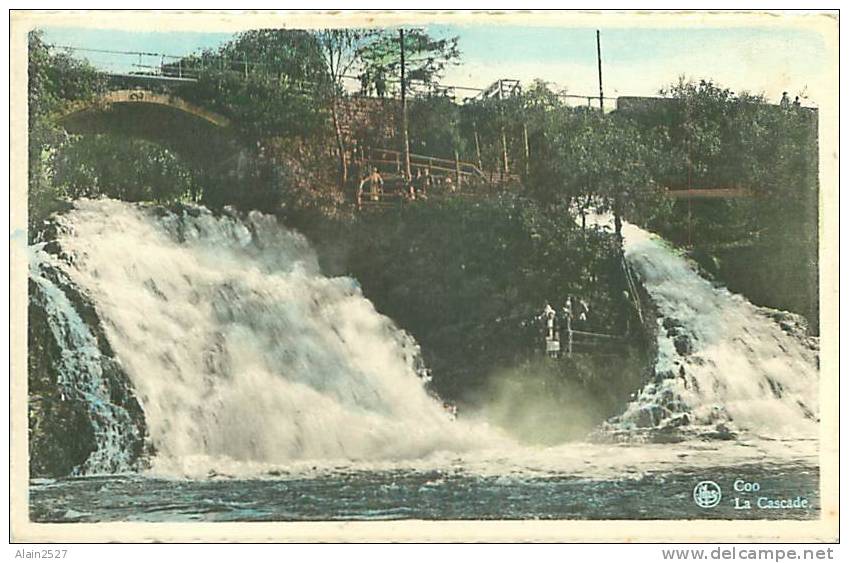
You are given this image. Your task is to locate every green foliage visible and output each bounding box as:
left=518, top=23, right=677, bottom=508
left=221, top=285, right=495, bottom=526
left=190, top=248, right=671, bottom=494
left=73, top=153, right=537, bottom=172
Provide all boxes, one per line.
left=338, top=196, right=632, bottom=399
left=458, top=80, right=669, bottom=230
left=624, top=78, right=819, bottom=328
left=175, top=29, right=330, bottom=142
left=630, top=78, right=818, bottom=245
left=407, top=95, right=466, bottom=159
left=553, top=113, right=667, bottom=221
left=202, top=29, right=327, bottom=85
left=28, top=31, right=106, bottom=226
left=28, top=30, right=206, bottom=229
left=51, top=135, right=200, bottom=203
left=357, top=28, right=460, bottom=96
left=315, top=28, right=378, bottom=92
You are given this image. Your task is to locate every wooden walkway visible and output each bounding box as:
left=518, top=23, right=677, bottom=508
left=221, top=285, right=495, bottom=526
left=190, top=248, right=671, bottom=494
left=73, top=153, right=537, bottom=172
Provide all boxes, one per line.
left=354, top=146, right=519, bottom=209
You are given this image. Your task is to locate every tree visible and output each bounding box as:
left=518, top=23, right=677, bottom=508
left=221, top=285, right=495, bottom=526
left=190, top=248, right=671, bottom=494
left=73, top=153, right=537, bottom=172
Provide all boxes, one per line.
left=553, top=113, right=663, bottom=238
left=315, top=29, right=377, bottom=187
left=51, top=135, right=200, bottom=203
left=630, top=77, right=819, bottom=245
left=357, top=29, right=460, bottom=96
left=176, top=29, right=329, bottom=141
left=358, top=28, right=461, bottom=177
left=27, top=31, right=106, bottom=227
left=407, top=94, right=465, bottom=160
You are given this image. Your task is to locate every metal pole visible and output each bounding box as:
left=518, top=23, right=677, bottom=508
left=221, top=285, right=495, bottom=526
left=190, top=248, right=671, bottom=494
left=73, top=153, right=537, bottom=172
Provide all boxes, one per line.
left=596, top=30, right=605, bottom=114
left=399, top=29, right=412, bottom=180
left=473, top=121, right=483, bottom=171
left=522, top=122, right=530, bottom=178
left=498, top=80, right=509, bottom=178
left=454, top=149, right=462, bottom=190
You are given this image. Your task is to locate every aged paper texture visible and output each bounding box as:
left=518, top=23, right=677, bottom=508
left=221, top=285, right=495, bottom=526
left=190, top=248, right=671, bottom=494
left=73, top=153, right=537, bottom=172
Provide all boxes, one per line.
left=10, top=9, right=839, bottom=542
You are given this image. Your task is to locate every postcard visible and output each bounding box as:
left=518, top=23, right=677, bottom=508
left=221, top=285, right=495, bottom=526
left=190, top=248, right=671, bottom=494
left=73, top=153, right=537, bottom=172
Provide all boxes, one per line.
left=9, top=9, right=839, bottom=543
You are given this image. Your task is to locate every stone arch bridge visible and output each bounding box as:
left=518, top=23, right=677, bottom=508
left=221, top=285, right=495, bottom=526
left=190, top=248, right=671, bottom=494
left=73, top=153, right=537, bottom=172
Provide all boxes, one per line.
left=58, top=89, right=247, bottom=176
left=58, top=88, right=758, bottom=203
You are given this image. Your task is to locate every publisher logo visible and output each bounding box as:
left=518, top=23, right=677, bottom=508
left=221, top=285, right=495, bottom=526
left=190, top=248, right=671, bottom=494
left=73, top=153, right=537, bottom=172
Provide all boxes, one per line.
left=693, top=480, right=722, bottom=508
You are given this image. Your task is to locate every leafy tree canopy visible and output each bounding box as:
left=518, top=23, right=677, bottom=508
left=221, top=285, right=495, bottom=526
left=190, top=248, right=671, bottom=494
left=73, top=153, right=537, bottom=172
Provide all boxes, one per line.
left=357, top=28, right=460, bottom=95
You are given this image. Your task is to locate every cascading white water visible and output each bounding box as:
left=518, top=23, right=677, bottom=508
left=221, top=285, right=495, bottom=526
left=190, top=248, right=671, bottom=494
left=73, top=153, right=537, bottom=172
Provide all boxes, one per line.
left=37, top=198, right=500, bottom=474
left=31, top=199, right=820, bottom=479
left=616, top=221, right=819, bottom=437
left=29, top=249, right=145, bottom=474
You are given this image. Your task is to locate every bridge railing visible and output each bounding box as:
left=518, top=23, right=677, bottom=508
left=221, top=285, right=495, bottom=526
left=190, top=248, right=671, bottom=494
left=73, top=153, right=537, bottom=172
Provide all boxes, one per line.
left=49, top=44, right=614, bottom=108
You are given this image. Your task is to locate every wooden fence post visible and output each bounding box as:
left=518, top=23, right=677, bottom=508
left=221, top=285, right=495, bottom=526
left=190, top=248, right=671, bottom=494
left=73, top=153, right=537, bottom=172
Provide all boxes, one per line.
left=473, top=121, right=483, bottom=171
left=454, top=149, right=462, bottom=190
left=522, top=122, right=530, bottom=178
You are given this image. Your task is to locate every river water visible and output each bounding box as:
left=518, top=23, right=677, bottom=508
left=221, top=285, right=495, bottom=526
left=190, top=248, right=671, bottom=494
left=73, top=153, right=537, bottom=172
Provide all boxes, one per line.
left=28, top=200, right=820, bottom=522
left=31, top=440, right=819, bottom=522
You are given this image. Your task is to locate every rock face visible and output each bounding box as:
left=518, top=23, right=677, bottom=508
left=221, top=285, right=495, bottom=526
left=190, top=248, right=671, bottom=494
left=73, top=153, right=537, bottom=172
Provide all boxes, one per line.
left=28, top=278, right=98, bottom=477
left=28, top=235, right=149, bottom=478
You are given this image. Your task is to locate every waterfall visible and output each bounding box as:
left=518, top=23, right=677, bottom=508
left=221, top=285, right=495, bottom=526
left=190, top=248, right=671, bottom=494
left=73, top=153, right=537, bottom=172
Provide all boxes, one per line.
left=615, top=222, right=819, bottom=438
left=30, top=199, right=819, bottom=477
left=29, top=248, right=147, bottom=474
left=30, top=199, right=498, bottom=475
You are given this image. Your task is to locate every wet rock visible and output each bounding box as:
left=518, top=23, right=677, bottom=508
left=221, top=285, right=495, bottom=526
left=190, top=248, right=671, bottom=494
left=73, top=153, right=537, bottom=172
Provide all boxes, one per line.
left=662, top=317, right=683, bottom=330
left=658, top=388, right=676, bottom=407
left=656, top=369, right=677, bottom=381
left=664, top=399, right=687, bottom=413
left=28, top=279, right=98, bottom=477
left=28, top=259, right=149, bottom=478
left=673, top=334, right=693, bottom=356
left=633, top=405, right=663, bottom=428
left=663, top=412, right=690, bottom=428
left=648, top=427, right=686, bottom=444
left=700, top=422, right=736, bottom=441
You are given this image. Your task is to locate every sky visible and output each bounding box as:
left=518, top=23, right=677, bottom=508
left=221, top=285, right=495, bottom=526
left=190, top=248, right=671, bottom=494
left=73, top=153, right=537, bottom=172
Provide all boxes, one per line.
left=41, top=22, right=831, bottom=107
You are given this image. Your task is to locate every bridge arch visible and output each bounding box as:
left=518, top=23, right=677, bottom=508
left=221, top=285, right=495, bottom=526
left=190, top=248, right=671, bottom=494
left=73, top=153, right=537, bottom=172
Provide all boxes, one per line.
left=57, top=89, right=242, bottom=171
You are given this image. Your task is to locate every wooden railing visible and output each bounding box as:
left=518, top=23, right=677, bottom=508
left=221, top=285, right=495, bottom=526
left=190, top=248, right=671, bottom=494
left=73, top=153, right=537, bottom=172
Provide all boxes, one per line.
left=364, top=147, right=487, bottom=181
left=664, top=187, right=754, bottom=199
left=361, top=147, right=521, bottom=185
left=354, top=146, right=521, bottom=209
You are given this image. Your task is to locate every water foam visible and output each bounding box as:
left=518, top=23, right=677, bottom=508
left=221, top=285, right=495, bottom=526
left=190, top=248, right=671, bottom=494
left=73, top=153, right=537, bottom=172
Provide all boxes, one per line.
left=29, top=247, right=145, bottom=473
left=42, top=199, right=503, bottom=474
left=617, top=222, right=819, bottom=437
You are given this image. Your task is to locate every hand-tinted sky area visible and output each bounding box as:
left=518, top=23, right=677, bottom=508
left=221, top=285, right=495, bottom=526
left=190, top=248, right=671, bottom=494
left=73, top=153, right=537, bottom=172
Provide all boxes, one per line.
left=41, top=23, right=829, bottom=106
